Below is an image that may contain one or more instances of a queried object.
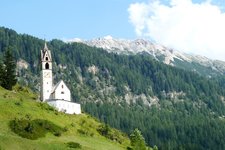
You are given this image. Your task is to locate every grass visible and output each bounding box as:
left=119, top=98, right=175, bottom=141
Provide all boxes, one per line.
left=0, top=85, right=130, bottom=150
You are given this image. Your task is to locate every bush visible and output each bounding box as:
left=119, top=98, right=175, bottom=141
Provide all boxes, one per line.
left=38, top=102, right=55, bottom=112
left=97, top=124, right=125, bottom=144
left=9, top=118, right=64, bottom=140
left=63, top=126, right=69, bottom=132
left=130, top=128, right=146, bottom=150
left=71, top=122, right=76, bottom=127
left=66, top=142, right=82, bottom=149
left=77, top=128, right=94, bottom=137
left=97, top=124, right=110, bottom=137
left=53, top=131, right=62, bottom=137
left=14, top=101, right=22, bottom=106
left=127, top=146, right=133, bottom=150
left=15, top=98, right=23, bottom=106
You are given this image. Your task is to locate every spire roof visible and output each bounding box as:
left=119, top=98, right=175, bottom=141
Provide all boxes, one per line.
left=44, top=42, right=48, bottom=51
left=41, top=42, right=52, bottom=61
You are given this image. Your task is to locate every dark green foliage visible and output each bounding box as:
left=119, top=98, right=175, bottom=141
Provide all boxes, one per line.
left=0, top=47, right=17, bottom=90
left=85, top=102, right=225, bottom=149
left=77, top=129, right=94, bottom=137
left=97, top=124, right=126, bottom=144
left=127, top=146, right=133, bottom=150
left=97, top=124, right=110, bottom=137
left=66, top=142, right=82, bottom=149
left=0, top=62, right=4, bottom=86
left=130, top=128, right=147, bottom=150
left=38, top=102, right=56, bottom=112
left=14, top=101, right=22, bottom=106
left=153, top=145, right=158, bottom=150
left=9, top=118, right=64, bottom=140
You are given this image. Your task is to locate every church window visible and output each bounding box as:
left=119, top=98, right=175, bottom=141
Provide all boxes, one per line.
left=62, top=85, right=64, bottom=89
left=45, top=57, right=48, bottom=61
left=45, top=63, right=49, bottom=69
left=61, top=91, right=64, bottom=94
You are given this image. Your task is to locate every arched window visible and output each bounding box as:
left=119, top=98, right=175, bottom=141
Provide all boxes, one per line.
left=45, top=57, right=48, bottom=61
left=45, top=63, right=49, bottom=69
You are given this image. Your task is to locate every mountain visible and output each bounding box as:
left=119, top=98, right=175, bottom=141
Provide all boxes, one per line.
left=1, top=27, right=225, bottom=149
left=72, top=35, right=225, bottom=77
left=0, top=85, right=131, bottom=150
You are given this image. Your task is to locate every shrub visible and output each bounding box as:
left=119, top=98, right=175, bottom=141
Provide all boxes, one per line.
left=77, top=129, right=86, bottom=135
left=97, top=124, right=125, bottom=144
left=3, top=93, right=8, bottom=98
left=14, top=101, right=22, bottom=106
left=9, top=118, right=64, bottom=140
left=15, top=98, right=23, bottom=106
left=63, top=126, right=69, bottom=132
left=38, top=102, right=55, bottom=112
left=53, top=131, right=62, bottom=137
left=71, top=122, right=76, bottom=127
left=77, top=129, right=91, bottom=136
left=127, top=146, right=133, bottom=150
left=66, top=142, right=82, bottom=149
left=97, top=124, right=110, bottom=137
left=130, top=128, right=147, bottom=150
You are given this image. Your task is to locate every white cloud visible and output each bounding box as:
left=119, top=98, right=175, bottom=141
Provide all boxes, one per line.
left=128, top=0, right=225, bottom=61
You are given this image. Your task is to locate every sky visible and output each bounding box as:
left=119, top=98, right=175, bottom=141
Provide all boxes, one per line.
left=0, top=0, right=225, bottom=61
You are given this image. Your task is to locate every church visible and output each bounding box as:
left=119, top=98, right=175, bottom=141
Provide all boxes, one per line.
left=40, top=43, right=81, bottom=114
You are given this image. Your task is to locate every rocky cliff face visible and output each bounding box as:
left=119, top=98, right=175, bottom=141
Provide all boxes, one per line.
left=69, top=36, right=225, bottom=77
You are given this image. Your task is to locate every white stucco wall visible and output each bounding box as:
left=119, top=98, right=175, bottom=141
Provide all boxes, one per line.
left=47, top=100, right=81, bottom=114
left=41, top=70, right=53, bottom=102
left=53, top=81, right=71, bottom=101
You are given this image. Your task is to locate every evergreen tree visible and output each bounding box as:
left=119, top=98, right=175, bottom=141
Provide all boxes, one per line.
left=0, top=62, right=4, bottom=86
left=1, top=48, right=17, bottom=90
left=130, top=128, right=147, bottom=150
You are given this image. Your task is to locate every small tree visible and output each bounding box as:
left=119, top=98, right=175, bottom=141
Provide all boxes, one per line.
left=130, top=128, right=146, bottom=150
left=0, top=62, right=4, bottom=86
left=1, top=48, right=17, bottom=90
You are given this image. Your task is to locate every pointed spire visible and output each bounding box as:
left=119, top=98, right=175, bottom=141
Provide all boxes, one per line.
left=44, top=41, right=48, bottom=51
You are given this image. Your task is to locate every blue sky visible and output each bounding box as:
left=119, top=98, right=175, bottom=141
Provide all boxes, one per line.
left=0, top=0, right=225, bottom=60
left=0, top=0, right=145, bottom=40
left=0, top=0, right=221, bottom=40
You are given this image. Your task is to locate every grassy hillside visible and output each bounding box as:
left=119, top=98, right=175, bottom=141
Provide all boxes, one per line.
left=0, top=85, right=130, bottom=150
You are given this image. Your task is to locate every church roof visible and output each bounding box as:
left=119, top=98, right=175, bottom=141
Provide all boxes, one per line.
left=44, top=42, right=48, bottom=50
left=41, top=42, right=52, bottom=61
left=51, top=80, right=69, bottom=93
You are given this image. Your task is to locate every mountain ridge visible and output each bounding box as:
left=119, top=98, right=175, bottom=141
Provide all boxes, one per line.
left=68, top=36, right=225, bottom=77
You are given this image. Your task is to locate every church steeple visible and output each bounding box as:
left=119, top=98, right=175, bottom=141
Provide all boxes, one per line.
left=41, top=42, right=52, bottom=70
left=40, top=42, right=53, bottom=102
left=44, top=42, right=48, bottom=50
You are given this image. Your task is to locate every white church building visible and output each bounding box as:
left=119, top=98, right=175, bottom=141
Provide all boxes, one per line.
left=40, top=43, right=81, bottom=114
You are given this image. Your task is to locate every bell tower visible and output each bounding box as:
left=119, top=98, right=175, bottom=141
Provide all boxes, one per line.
left=40, top=42, right=53, bottom=102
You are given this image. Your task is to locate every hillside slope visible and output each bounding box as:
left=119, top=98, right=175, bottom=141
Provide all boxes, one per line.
left=0, top=85, right=130, bottom=150
left=1, top=27, right=225, bottom=149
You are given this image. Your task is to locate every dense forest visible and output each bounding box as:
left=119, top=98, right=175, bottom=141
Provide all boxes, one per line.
left=0, top=27, right=225, bottom=149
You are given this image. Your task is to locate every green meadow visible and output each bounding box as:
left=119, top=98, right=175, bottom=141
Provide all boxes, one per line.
left=0, top=86, right=130, bottom=150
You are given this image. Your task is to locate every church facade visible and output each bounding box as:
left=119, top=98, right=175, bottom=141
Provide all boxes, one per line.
left=40, top=43, right=81, bottom=114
